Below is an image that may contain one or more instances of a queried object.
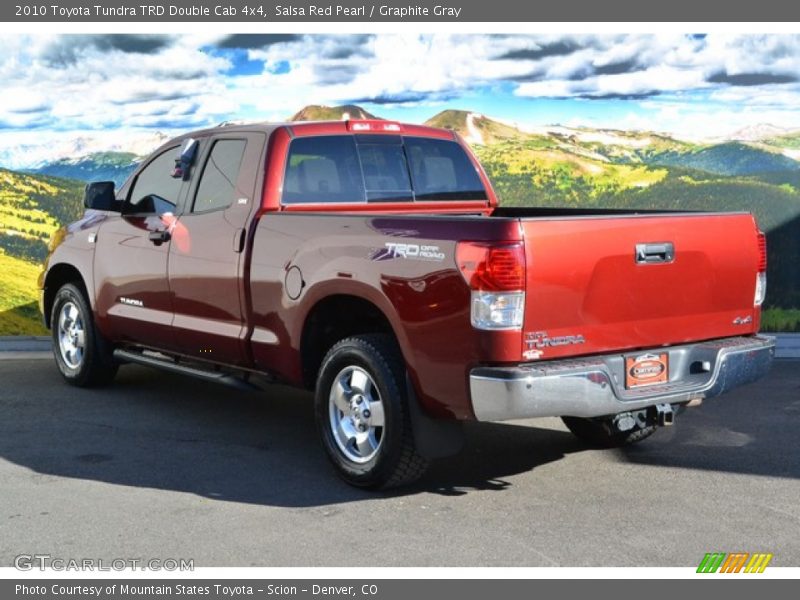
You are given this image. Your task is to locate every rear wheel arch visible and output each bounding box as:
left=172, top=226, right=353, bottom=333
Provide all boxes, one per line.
left=299, top=294, right=403, bottom=389
left=300, top=293, right=464, bottom=463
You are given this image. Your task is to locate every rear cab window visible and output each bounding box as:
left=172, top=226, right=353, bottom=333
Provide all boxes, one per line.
left=281, top=134, right=486, bottom=205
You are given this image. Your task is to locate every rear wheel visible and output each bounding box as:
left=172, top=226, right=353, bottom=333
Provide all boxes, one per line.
left=51, top=283, right=117, bottom=387
left=315, top=334, right=428, bottom=489
left=562, top=415, right=658, bottom=447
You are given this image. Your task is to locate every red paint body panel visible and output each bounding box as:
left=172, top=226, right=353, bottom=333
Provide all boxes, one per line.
left=39, top=212, right=105, bottom=316
left=93, top=214, right=177, bottom=351
left=247, top=213, right=521, bottom=419
left=168, top=131, right=266, bottom=365
left=39, top=120, right=766, bottom=422
left=520, top=214, right=761, bottom=360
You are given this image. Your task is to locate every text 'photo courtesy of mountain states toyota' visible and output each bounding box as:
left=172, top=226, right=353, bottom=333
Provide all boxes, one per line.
left=39, top=118, right=775, bottom=489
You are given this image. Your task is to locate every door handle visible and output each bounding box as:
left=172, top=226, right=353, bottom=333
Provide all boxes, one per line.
left=148, top=230, right=171, bottom=246
left=635, top=242, right=674, bottom=264
left=233, top=228, right=246, bottom=253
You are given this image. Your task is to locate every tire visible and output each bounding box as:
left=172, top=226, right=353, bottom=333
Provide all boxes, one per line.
left=51, top=282, right=118, bottom=387
left=562, top=416, right=658, bottom=448
left=315, top=334, right=428, bottom=489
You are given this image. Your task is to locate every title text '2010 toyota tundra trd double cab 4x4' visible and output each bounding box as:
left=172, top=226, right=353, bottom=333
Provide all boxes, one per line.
left=40, top=119, right=775, bottom=488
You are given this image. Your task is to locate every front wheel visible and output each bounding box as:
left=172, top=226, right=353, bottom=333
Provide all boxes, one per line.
left=51, top=283, right=118, bottom=387
left=314, top=334, right=428, bottom=489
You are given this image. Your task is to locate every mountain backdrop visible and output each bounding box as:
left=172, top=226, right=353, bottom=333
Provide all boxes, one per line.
left=2, top=104, right=799, bottom=334
left=0, top=168, right=84, bottom=334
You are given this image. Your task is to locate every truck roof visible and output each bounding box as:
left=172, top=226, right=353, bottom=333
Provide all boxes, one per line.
left=162, top=119, right=458, bottom=146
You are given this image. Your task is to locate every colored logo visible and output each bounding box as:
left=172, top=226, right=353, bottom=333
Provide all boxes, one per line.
left=697, top=552, right=773, bottom=573
left=625, top=352, right=669, bottom=388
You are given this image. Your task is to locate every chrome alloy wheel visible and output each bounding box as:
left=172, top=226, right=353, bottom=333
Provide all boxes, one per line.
left=57, top=301, right=86, bottom=369
left=328, top=366, right=386, bottom=463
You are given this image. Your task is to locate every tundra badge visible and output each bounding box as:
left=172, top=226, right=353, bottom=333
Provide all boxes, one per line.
left=527, top=331, right=586, bottom=349
left=119, top=297, right=143, bottom=307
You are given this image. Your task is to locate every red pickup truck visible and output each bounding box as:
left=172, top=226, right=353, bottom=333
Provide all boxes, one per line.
left=39, top=119, right=775, bottom=488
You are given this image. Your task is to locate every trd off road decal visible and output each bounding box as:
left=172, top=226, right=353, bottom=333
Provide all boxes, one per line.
left=374, top=242, right=445, bottom=262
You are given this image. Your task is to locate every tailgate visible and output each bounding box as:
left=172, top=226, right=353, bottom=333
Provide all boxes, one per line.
left=520, top=213, right=761, bottom=360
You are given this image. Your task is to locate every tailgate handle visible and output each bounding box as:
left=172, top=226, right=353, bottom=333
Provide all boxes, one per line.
left=635, top=242, right=674, bottom=264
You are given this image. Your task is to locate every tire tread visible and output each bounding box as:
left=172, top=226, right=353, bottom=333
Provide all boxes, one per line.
left=317, top=333, right=428, bottom=489
left=52, top=282, right=117, bottom=387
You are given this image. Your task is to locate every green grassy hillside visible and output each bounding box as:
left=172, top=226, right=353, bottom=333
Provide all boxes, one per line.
left=643, top=142, right=800, bottom=176
left=475, top=139, right=668, bottom=205
left=425, top=110, right=524, bottom=144
left=764, top=132, right=800, bottom=150
left=0, top=168, right=83, bottom=334
left=0, top=251, right=48, bottom=335
left=2, top=106, right=800, bottom=334
left=0, top=168, right=84, bottom=262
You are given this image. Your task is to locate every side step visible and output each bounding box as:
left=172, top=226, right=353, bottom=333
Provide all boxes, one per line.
left=113, top=348, right=269, bottom=392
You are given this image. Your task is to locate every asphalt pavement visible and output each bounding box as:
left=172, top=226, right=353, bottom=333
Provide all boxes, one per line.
left=0, top=355, right=798, bottom=567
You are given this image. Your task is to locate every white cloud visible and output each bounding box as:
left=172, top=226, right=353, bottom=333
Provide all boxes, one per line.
left=2, top=33, right=800, bottom=158
left=0, top=35, right=233, bottom=132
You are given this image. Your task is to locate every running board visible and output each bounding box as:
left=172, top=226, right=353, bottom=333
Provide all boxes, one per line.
left=113, top=349, right=268, bottom=392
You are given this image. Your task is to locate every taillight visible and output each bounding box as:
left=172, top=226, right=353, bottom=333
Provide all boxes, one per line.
left=755, top=230, right=767, bottom=306
left=456, top=242, right=525, bottom=291
left=456, top=241, right=525, bottom=330
left=346, top=120, right=402, bottom=132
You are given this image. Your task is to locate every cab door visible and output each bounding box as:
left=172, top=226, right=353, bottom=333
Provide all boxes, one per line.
left=167, top=132, right=266, bottom=366
left=94, top=145, right=187, bottom=351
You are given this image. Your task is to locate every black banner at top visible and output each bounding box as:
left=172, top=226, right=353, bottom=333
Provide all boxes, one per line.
left=3, top=0, right=800, bottom=22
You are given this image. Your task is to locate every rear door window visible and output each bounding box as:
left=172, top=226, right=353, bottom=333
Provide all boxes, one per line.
left=281, top=134, right=486, bottom=204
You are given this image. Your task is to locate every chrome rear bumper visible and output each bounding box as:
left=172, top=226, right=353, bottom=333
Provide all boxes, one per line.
left=469, top=335, right=775, bottom=422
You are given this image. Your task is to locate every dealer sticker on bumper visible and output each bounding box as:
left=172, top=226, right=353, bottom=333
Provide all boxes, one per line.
left=625, top=352, right=669, bottom=388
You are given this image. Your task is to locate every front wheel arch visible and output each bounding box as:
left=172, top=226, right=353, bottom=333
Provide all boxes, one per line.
left=43, top=264, right=89, bottom=330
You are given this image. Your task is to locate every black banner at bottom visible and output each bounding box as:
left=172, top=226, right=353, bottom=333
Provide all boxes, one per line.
left=3, top=579, right=796, bottom=600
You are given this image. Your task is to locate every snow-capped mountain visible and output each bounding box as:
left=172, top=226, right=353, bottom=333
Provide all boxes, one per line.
left=725, top=123, right=792, bottom=142
left=0, top=130, right=171, bottom=171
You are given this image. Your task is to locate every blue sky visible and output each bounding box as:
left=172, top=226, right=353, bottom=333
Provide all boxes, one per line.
left=1, top=34, right=800, bottom=164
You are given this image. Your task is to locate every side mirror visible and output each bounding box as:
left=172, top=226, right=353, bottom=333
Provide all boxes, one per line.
left=83, top=181, right=119, bottom=211
left=172, top=138, right=199, bottom=180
